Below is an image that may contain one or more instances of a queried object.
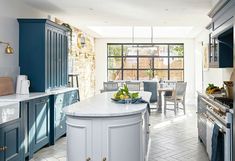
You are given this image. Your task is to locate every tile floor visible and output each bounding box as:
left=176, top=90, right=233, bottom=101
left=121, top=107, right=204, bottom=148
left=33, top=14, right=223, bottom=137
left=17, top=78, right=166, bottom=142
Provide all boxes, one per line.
left=30, top=104, right=209, bottom=161
left=148, top=105, right=209, bottom=161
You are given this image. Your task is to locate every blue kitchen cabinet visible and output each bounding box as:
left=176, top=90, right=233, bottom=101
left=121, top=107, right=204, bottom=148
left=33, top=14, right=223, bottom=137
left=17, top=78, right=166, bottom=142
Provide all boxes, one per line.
left=0, top=119, right=22, bottom=161
left=28, top=97, right=50, bottom=155
left=50, top=90, right=79, bottom=144
left=18, top=19, right=69, bottom=92
left=207, top=1, right=234, bottom=68
left=20, top=96, right=50, bottom=160
left=65, top=89, right=80, bottom=105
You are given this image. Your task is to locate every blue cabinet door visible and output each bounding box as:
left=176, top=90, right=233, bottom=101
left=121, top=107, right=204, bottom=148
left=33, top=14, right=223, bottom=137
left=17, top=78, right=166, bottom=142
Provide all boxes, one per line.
left=61, top=35, right=66, bottom=86
left=20, top=101, right=30, bottom=159
left=29, top=97, right=50, bottom=154
left=0, top=120, right=22, bottom=161
left=62, top=35, right=68, bottom=86
left=65, top=90, right=80, bottom=106
left=46, top=27, right=68, bottom=89
left=50, top=93, right=66, bottom=145
left=56, top=33, right=61, bottom=87
left=46, top=28, right=52, bottom=89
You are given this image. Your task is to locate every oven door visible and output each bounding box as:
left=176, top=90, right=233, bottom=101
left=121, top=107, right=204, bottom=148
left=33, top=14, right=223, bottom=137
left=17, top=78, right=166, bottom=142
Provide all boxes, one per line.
left=198, top=113, right=207, bottom=145
left=198, top=97, right=208, bottom=146
left=207, top=111, right=232, bottom=161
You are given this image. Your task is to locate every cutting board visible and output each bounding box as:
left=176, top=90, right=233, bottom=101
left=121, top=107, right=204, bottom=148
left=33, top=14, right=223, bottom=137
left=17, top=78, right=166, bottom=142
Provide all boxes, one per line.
left=0, top=77, right=14, bottom=96
left=230, top=67, right=235, bottom=81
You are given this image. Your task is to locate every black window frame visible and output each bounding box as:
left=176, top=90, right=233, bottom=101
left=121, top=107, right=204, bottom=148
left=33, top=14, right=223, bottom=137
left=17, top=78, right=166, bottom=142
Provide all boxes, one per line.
left=107, top=43, right=184, bottom=81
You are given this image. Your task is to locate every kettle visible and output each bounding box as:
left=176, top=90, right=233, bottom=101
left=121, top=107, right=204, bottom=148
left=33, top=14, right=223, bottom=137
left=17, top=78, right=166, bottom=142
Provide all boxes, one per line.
left=16, top=75, right=27, bottom=94
left=20, top=80, right=30, bottom=95
left=223, top=81, right=233, bottom=99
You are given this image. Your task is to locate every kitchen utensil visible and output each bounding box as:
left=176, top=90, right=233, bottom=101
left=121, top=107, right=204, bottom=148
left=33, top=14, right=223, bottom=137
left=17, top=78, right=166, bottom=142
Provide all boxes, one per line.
left=20, top=80, right=30, bottom=95
left=16, top=75, right=27, bottom=94
left=223, top=81, right=233, bottom=99
left=0, top=77, right=14, bottom=96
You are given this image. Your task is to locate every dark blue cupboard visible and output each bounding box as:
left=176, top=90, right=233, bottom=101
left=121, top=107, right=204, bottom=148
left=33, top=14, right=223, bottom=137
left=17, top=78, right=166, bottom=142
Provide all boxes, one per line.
left=20, top=96, right=50, bottom=160
left=28, top=97, right=50, bottom=155
left=18, top=19, right=69, bottom=92
left=0, top=119, right=22, bottom=161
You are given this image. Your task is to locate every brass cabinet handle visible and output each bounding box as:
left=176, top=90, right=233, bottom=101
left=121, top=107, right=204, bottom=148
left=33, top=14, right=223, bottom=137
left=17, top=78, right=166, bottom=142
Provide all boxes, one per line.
left=86, top=157, right=91, bottom=161
left=103, top=157, right=107, bottom=161
left=0, top=146, right=8, bottom=152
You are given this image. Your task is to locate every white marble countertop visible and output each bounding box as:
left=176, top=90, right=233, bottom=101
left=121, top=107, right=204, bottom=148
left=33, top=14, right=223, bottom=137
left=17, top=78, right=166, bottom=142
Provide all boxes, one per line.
left=0, top=93, right=50, bottom=102
left=0, top=101, right=19, bottom=106
left=0, top=87, right=78, bottom=102
left=47, top=87, right=78, bottom=95
left=0, top=102, right=19, bottom=124
left=63, top=91, right=151, bottom=117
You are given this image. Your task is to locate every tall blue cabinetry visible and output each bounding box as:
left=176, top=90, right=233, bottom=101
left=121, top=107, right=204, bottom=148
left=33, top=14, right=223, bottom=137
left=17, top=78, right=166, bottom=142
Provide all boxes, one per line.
left=18, top=19, right=69, bottom=92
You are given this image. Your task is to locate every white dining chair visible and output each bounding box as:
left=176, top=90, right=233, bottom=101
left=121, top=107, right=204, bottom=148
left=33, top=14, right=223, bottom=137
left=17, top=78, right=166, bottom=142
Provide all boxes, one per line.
left=164, top=82, right=187, bottom=115
left=126, top=82, right=141, bottom=91
left=102, top=82, right=119, bottom=92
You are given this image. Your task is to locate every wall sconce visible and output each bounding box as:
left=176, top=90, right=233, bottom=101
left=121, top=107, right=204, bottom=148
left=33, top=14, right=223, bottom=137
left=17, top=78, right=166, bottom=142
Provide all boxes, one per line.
left=80, top=35, right=86, bottom=48
left=0, top=41, right=14, bottom=54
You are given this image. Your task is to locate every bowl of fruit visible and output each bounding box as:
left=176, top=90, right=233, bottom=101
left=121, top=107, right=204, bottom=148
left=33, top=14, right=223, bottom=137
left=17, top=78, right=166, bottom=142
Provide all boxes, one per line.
left=111, top=84, right=141, bottom=104
left=206, top=83, right=221, bottom=94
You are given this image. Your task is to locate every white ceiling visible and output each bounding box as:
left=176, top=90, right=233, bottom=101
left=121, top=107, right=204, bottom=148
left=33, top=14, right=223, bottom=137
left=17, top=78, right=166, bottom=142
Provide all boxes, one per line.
left=22, top=0, right=214, bottom=38
left=88, top=26, right=197, bottom=38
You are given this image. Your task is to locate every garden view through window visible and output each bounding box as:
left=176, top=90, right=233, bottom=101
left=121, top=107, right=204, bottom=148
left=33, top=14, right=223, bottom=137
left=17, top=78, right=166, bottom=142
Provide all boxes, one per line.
left=107, top=43, right=184, bottom=81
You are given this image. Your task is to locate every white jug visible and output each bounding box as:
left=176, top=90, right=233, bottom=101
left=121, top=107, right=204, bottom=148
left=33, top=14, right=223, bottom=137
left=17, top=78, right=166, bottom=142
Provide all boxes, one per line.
left=16, top=75, right=27, bottom=94
left=20, top=80, right=30, bottom=95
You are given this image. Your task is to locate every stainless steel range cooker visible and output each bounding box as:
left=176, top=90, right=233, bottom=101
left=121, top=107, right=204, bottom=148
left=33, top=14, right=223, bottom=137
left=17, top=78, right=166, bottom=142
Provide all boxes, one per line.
left=197, top=92, right=233, bottom=161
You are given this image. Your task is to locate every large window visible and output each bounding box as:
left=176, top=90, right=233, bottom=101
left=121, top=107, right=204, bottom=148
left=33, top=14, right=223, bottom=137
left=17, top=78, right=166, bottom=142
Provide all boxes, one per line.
left=107, top=43, right=184, bottom=81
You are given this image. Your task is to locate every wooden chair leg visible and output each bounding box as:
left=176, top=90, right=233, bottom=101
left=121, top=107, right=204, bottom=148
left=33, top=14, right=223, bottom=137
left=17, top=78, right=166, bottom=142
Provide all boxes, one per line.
left=76, top=75, right=79, bottom=88
left=174, top=101, right=177, bottom=115
left=183, top=100, right=186, bottom=115
left=164, top=99, right=166, bottom=115
left=71, top=76, right=74, bottom=87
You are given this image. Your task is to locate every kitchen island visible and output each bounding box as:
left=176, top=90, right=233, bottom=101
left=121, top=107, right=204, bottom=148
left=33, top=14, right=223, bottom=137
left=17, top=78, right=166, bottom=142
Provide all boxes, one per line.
left=63, top=91, right=151, bottom=161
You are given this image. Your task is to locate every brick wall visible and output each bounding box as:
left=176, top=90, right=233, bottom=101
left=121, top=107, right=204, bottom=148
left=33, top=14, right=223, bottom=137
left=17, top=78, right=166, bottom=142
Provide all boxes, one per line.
left=55, top=18, right=96, bottom=100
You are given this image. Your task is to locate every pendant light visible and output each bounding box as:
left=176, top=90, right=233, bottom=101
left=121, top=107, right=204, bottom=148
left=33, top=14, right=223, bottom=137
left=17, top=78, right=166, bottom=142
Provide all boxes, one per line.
left=130, top=26, right=155, bottom=49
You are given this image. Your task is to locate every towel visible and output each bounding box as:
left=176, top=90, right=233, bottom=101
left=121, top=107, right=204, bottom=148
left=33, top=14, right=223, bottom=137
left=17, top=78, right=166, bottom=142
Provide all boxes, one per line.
left=132, top=98, right=151, bottom=114
left=206, top=120, right=214, bottom=160
left=211, top=124, right=224, bottom=161
left=112, top=98, right=150, bottom=114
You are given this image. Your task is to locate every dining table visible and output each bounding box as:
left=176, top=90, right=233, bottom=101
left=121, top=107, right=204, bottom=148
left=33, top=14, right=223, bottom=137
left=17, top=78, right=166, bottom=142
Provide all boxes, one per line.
left=157, top=87, right=174, bottom=113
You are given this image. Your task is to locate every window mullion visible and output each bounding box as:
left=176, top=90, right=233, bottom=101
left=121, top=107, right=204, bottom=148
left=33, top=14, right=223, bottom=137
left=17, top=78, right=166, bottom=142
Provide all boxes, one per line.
left=168, top=45, right=170, bottom=80
left=137, top=46, right=139, bottom=80
left=121, top=45, right=124, bottom=80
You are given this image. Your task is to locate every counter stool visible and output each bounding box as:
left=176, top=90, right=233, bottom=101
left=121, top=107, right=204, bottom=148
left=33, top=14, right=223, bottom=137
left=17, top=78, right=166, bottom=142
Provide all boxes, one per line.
left=68, top=74, right=79, bottom=88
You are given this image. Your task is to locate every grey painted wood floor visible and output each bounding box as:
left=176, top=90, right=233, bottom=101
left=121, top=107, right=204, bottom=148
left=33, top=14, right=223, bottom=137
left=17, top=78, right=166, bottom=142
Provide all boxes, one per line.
left=30, top=104, right=209, bottom=161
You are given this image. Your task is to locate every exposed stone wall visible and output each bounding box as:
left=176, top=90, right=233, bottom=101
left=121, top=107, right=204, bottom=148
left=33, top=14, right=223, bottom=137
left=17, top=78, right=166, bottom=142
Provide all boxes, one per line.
left=55, top=18, right=96, bottom=100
